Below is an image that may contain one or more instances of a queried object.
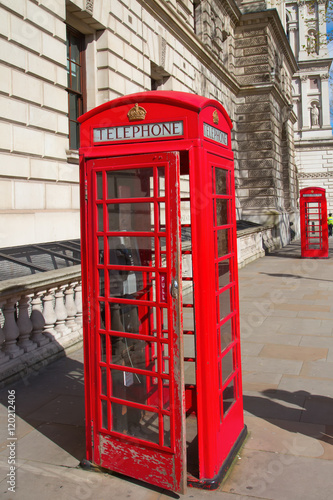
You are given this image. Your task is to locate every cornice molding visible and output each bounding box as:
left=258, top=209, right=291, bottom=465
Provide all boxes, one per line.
left=137, top=0, right=241, bottom=94
left=237, top=9, right=298, bottom=74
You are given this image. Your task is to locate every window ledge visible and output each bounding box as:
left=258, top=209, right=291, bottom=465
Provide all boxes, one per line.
left=66, top=149, right=79, bottom=164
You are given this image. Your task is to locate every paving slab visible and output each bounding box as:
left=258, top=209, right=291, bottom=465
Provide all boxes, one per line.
left=221, top=448, right=333, bottom=500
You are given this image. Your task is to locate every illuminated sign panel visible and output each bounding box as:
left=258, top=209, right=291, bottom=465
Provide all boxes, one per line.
left=93, top=121, right=183, bottom=143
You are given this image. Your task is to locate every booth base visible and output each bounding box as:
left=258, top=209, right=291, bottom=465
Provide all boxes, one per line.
left=187, top=425, right=248, bottom=490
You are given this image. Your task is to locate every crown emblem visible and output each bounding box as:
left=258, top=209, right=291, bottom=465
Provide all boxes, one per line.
left=213, top=110, right=219, bottom=125
left=127, top=103, right=147, bottom=121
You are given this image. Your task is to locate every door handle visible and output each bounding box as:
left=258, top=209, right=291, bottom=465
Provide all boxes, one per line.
left=170, top=279, right=179, bottom=299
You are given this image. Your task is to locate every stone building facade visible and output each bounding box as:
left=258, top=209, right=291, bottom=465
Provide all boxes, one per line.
left=0, top=0, right=303, bottom=251
left=286, top=0, right=333, bottom=211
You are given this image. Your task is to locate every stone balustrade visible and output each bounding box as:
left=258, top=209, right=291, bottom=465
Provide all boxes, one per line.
left=0, top=266, right=82, bottom=388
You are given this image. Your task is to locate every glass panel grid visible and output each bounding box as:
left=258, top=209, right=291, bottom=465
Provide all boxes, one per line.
left=94, top=163, right=174, bottom=449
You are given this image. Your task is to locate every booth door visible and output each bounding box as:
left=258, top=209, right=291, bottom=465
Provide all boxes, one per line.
left=86, top=152, right=186, bottom=493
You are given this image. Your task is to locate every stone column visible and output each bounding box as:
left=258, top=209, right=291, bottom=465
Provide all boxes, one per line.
left=65, top=284, right=79, bottom=332
left=42, top=289, right=57, bottom=339
left=0, top=302, right=10, bottom=364
left=2, top=298, right=23, bottom=359
left=74, top=283, right=83, bottom=327
left=300, top=75, right=309, bottom=129
left=30, top=292, right=49, bottom=346
left=320, top=74, right=330, bottom=128
left=54, top=286, right=70, bottom=338
left=17, top=294, right=36, bottom=352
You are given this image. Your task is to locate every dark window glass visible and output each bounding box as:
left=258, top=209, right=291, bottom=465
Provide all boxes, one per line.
left=67, top=27, right=84, bottom=149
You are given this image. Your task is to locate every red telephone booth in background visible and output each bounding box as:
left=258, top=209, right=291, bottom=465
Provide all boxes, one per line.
left=300, top=187, right=328, bottom=258
left=78, top=91, right=246, bottom=493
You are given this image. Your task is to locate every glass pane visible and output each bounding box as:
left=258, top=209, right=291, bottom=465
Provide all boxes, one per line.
left=98, top=237, right=104, bottom=264
left=111, top=370, right=161, bottom=408
left=181, top=200, right=191, bottom=224
left=158, top=167, right=165, bottom=196
left=101, top=367, right=107, bottom=395
left=96, top=172, right=103, bottom=200
left=217, top=259, right=230, bottom=289
left=184, top=334, right=195, bottom=358
left=110, top=336, right=153, bottom=371
left=69, top=120, right=79, bottom=149
left=223, top=379, right=235, bottom=415
left=101, top=400, right=108, bottom=429
left=216, top=199, right=228, bottom=226
left=184, top=361, right=196, bottom=384
left=70, top=62, right=81, bottom=92
left=108, top=203, right=154, bottom=232
left=218, top=287, right=231, bottom=321
left=107, top=168, right=154, bottom=199
left=159, top=202, right=166, bottom=230
left=99, top=269, right=105, bottom=296
left=99, top=302, right=105, bottom=330
left=108, top=236, right=154, bottom=267
left=216, top=168, right=228, bottom=195
left=222, top=348, right=234, bottom=385
left=163, top=415, right=171, bottom=447
left=100, top=334, right=106, bottom=362
left=217, top=229, right=229, bottom=257
left=161, top=343, right=169, bottom=374
left=111, top=403, right=159, bottom=444
left=70, top=35, right=81, bottom=63
left=69, top=93, right=78, bottom=119
left=183, top=307, right=194, bottom=331
left=180, top=174, right=190, bottom=197
left=159, top=237, right=167, bottom=267
left=97, top=205, right=104, bottom=232
left=220, top=319, right=232, bottom=351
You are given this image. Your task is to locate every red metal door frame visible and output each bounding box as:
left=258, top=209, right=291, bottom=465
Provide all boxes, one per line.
left=82, top=152, right=187, bottom=493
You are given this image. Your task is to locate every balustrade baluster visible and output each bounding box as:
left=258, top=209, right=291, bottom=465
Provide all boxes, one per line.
left=65, top=283, right=79, bottom=332
left=30, top=292, right=49, bottom=346
left=74, top=283, right=83, bottom=327
left=17, top=294, right=36, bottom=352
left=0, top=302, right=10, bottom=363
left=54, top=286, right=70, bottom=338
left=42, top=288, right=57, bottom=339
left=2, top=298, right=23, bottom=358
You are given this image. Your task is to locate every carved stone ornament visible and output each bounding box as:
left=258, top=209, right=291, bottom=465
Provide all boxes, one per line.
left=213, top=110, right=219, bottom=125
left=127, top=103, right=147, bottom=121
left=86, top=0, right=93, bottom=14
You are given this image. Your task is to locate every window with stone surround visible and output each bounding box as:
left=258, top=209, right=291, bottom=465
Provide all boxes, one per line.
left=66, top=27, right=85, bottom=150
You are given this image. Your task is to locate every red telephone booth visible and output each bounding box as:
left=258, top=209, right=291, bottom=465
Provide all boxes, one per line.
left=300, top=187, right=328, bottom=258
left=79, top=91, right=246, bottom=493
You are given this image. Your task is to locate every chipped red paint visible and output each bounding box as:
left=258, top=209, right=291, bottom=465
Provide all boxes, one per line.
left=79, top=91, right=245, bottom=493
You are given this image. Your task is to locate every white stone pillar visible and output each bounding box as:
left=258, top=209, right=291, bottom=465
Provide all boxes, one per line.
left=17, top=294, right=36, bottom=352
left=65, top=284, right=79, bottom=332
left=0, top=302, right=10, bottom=364
left=74, top=283, right=83, bottom=327
left=54, top=286, right=70, bottom=338
left=300, top=75, right=309, bottom=129
left=320, top=74, right=330, bottom=127
left=42, top=289, right=57, bottom=339
left=30, top=292, right=49, bottom=346
left=2, top=298, right=23, bottom=358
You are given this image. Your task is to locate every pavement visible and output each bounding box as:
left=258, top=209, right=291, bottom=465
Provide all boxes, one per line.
left=0, top=239, right=333, bottom=500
